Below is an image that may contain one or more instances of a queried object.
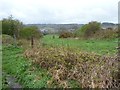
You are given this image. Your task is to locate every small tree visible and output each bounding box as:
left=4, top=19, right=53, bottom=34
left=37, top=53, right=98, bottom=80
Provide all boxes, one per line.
left=75, top=21, right=101, bottom=39
left=20, top=26, right=42, bottom=39
left=20, top=26, right=42, bottom=48
left=2, top=15, right=23, bottom=39
left=84, top=21, right=101, bottom=38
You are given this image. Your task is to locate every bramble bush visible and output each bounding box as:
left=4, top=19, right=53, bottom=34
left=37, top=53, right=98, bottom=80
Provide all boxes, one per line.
left=59, top=31, right=74, bottom=38
left=24, top=46, right=119, bottom=88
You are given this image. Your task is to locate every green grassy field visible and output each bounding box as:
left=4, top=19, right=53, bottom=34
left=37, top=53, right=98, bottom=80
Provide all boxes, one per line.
left=2, top=45, right=51, bottom=88
left=41, top=35, right=118, bottom=55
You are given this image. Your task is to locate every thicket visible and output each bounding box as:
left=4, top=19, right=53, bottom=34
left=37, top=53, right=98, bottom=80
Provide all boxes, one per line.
left=2, top=15, right=23, bottom=39
left=75, top=21, right=101, bottom=39
left=1, top=34, right=14, bottom=45
left=2, top=15, right=42, bottom=40
left=74, top=21, right=117, bottom=39
left=2, top=16, right=42, bottom=48
left=59, top=31, right=74, bottom=38
left=24, top=46, right=119, bottom=88
left=93, top=28, right=117, bottom=39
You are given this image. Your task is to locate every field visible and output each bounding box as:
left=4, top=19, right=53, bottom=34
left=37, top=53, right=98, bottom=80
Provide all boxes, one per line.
left=2, top=34, right=119, bottom=88
left=2, top=45, right=51, bottom=88
left=42, top=35, right=117, bottom=55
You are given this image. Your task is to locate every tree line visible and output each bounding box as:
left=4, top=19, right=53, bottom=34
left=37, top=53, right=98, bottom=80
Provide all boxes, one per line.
left=1, top=15, right=116, bottom=40
left=1, top=15, right=42, bottom=40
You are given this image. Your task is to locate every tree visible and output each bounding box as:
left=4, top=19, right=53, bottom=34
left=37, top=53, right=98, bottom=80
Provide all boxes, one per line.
left=2, top=15, right=23, bottom=39
left=75, top=21, right=101, bottom=38
left=0, top=20, right=2, bottom=35
left=20, top=26, right=42, bottom=39
left=85, top=21, right=101, bottom=37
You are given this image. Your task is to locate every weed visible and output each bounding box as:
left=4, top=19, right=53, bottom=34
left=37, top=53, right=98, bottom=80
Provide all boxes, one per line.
left=24, top=46, right=119, bottom=88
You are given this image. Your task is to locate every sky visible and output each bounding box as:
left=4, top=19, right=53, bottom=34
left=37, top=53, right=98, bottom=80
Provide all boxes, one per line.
left=0, top=0, right=119, bottom=24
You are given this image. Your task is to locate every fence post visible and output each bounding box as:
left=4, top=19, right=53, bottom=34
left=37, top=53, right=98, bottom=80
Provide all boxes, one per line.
left=31, top=36, right=34, bottom=48
left=14, top=34, right=17, bottom=47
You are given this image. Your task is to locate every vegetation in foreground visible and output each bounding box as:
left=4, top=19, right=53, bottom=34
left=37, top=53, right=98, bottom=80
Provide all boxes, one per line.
left=2, top=45, right=51, bottom=88
left=24, top=45, right=119, bottom=88
left=1, top=16, right=119, bottom=88
left=2, top=45, right=119, bottom=88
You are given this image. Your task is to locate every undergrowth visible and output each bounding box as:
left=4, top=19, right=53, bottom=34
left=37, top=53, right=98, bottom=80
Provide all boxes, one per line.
left=2, top=44, right=119, bottom=88
left=24, top=46, right=119, bottom=88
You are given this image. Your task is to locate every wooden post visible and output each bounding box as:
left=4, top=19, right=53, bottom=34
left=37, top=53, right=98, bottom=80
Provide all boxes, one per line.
left=53, top=35, right=55, bottom=39
left=14, top=34, right=17, bottom=47
left=31, top=36, right=34, bottom=48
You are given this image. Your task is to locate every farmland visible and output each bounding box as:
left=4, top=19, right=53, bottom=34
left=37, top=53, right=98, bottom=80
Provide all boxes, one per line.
left=2, top=35, right=119, bottom=88
left=1, top=16, right=119, bottom=89
left=42, top=35, right=117, bottom=55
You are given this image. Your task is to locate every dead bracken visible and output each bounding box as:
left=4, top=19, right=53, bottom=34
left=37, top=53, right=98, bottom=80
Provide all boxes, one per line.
left=24, top=46, right=119, bottom=88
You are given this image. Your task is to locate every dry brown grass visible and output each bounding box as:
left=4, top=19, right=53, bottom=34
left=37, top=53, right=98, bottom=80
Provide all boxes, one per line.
left=2, top=34, right=14, bottom=45
left=24, top=46, right=119, bottom=88
left=93, top=29, right=117, bottom=39
left=17, top=39, right=42, bottom=49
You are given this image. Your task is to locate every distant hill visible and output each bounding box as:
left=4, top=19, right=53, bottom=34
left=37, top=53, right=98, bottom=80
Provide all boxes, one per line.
left=25, top=22, right=117, bottom=33
left=101, top=22, right=117, bottom=29
left=25, top=24, right=84, bottom=33
left=26, top=24, right=83, bottom=30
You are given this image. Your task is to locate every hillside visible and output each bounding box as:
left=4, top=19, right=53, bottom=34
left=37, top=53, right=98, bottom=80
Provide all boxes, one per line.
left=25, top=23, right=117, bottom=34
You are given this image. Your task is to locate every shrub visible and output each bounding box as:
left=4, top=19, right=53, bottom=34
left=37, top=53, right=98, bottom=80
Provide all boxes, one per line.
left=24, top=46, right=119, bottom=88
left=75, top=21, right=101, bottom=39
left=2, top=34, right=14, bottom=45
left=93, top=28, right=117, bottom=39
left=2, top=15, right=23, bottom=38
left=20, top=26, right=42, bottom=39
left=59, top=31, right=73, bottom=38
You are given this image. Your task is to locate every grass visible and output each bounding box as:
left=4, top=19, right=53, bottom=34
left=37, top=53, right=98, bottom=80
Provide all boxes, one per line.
left=2, top=45, right=81, bottom=88
left=41, top=35, right=117, bottom=55
left=2, top=45, right=51, bottom=88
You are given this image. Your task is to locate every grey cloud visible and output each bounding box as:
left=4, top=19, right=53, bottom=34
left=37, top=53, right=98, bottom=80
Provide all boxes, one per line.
left=0, top=0, right=119, bottom=24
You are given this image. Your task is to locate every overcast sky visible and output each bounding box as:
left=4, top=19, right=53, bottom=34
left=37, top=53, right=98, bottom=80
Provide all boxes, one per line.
left=0, top=0, right=119, bottom=24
